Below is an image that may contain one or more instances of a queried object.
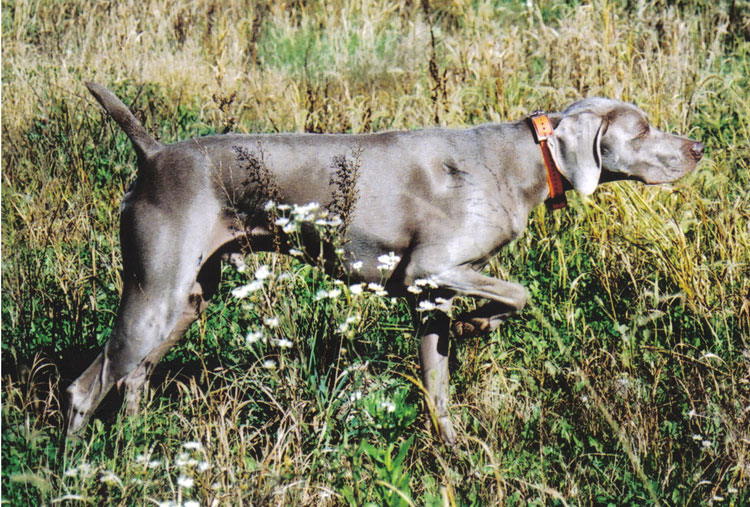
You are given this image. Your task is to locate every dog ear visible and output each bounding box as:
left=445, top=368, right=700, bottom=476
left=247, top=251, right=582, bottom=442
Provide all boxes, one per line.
left=547, top=112, right=604, bottom=196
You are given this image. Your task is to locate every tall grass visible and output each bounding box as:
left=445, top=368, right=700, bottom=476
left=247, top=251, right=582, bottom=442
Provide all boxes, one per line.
left=2, top=0, right=749, bottom=504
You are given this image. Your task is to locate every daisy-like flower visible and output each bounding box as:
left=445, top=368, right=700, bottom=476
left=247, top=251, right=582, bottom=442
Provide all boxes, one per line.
left=231, top=280, right=263, bottom=299
left=274, top=217, right=291, bottom=227
left=263, top=359, right=277, bottom=369
left=406, top=285, right=423, bottom=294
left=381, top=400, right=396, bottom=413
left=255, top=265, right=271, bottom=280
left=177, top=475, right=194, bottom=489
left=293, top=202, right=319, bottom=221
left=289, top=248, right=303, bottom=256
left=99, top=471, right=122, bottom=487
left=376, top=252, right=401, bottom=271
left=415, top=277, right=439, bottom=289
left=183, top=441, right=203, bottom=451
left=264, top=316, right=280, bottom=328
left=351, top=260, right=364, bottom=271
left=245, top=331, right=263, bottom=345
left=276, top=338, right=293, bottom=349
left=338, top=315, right=360, bottom=334
left=349, top=283, right=364, bottom=295
left=367, top=282, right=388, bottom=297
left=316, top=288, right=341, bottom=300
left=418, top=300, right=437, bottom=312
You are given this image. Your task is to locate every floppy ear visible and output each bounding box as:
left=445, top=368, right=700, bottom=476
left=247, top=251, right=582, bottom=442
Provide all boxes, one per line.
left=547, top=112, right=604, bottom=196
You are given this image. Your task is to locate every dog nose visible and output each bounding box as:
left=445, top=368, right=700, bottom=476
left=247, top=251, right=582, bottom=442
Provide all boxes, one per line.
left=690, top=141, right=704, bottom=161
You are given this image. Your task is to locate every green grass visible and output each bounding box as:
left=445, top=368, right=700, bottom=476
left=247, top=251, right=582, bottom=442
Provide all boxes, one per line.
left=2, top=0, right=749, bottom=504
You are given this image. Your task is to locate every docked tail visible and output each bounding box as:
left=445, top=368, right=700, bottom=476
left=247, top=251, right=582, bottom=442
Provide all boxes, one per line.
left=85, top=82, right=162, bottom=159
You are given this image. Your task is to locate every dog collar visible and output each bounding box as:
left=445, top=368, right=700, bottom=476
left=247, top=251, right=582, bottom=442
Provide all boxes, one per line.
left=528, top=111, right=567, bottom=211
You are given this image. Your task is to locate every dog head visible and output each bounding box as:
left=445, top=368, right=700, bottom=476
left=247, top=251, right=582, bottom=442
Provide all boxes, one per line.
left=548, top=98, right=704, bottom=195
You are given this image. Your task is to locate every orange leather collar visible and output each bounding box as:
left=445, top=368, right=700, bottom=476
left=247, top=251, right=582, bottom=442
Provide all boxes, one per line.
left=528, top=111, right=567, bottom=211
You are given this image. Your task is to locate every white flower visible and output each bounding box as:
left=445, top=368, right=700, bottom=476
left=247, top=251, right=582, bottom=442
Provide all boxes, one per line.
left=338, top=315, right=360, bottom=334
left=274, top=217, right=290, bottom=226
left=282, top=223, right=297, bottom=234
left=245, top=330, right=263, bottom=345
left=407, top=285, right=423, bottom=294
left=349, top=283, right=364, bottom=295
left=692, top=434, right=703, bottom=441
left=289, top=248, right=303, bottom=256
left=184, top=501, right=200, bottom=507
left=198, top=461, right=210, bottom=472
left=346, top=314, right=360, bottom=324
left=183, top=441, right=203, bottom=451
left=351, top=260, right=363, bottom=271
left=231, top=281, right=263, bottom=298
left=349, top=391, right=362, bottom=402
left=276, top=338, right=293, bottom=349
left=99, top=471, right=122, bottom=487
left=415, top=278, right=438, bottom=288
left=264, top=200, right=276, bottom=211
left=254, top=265, right=271, bottom=280
left=418, top=300, right=437, bottom=312
left=316, top=289, right=341, bottom=300
left=64, top=467, right=78, bottom=477
left=264, top=316, right=280, bottom=328
left=381, top=400, right=396, bottom=413
left=367, top=283, right=388, bottom=296
left=148, top=460, right=161, bottom=469
left=277, top=204, right=291, bottom=211
left=263, top=359, right=277, bottom=369
left=293, top=202, right=319, bottom=221
left=177, top=475, right=194, bottom=489
left=377, top=252, right=401, bottom=271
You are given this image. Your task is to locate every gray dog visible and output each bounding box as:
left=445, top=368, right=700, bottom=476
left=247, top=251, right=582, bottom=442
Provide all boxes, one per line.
left=66, top=83, right=703, bottom=443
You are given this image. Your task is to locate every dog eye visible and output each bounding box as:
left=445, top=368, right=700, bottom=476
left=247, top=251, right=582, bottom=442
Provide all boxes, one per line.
left=636, top=125, right=649, bottom=139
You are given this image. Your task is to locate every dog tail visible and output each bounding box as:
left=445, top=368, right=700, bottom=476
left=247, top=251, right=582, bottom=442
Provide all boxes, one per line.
left=86, top=82, right=162, bottom=159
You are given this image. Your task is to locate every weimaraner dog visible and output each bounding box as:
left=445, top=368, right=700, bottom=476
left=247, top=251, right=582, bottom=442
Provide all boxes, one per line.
left=66, top=83, right=703, bottom=443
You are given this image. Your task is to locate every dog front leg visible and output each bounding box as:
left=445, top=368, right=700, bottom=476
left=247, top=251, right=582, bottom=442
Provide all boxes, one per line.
left=419, top=312, right=457, bottom=445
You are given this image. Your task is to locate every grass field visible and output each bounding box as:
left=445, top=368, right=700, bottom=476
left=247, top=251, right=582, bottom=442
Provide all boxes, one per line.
left=2, top=0, right=749, bottom=504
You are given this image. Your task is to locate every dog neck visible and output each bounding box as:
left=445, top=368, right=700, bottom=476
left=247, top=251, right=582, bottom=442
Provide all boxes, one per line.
left=526, top=112, right=568, bottom=211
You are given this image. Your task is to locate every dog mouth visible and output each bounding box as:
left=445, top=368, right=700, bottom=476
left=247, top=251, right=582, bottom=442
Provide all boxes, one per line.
left=598, top=169, right=642, bottom=184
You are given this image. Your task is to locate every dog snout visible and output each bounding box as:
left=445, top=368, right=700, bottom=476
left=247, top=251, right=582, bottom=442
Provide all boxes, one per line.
left=690, top=141, right=704, bottom=161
